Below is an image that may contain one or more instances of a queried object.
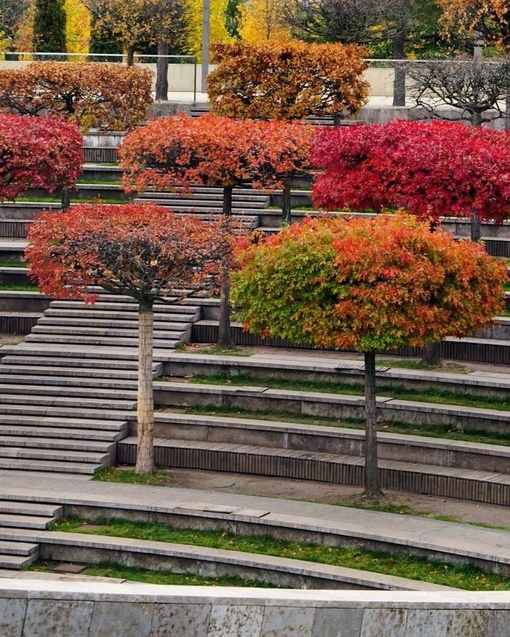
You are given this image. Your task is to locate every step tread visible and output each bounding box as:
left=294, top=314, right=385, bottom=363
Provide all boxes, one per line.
left=0, top=447, right=109, bottom=461
left=119, top=436, right=510, bottom=485
left=0, top=540, right=39, bottom=555
left=0, top=501, right=62, bottom=517
left=0, top=460, right=99, bottom=475
left=0, top=513, right=55, bottom=528
left=0, top=436, right=114, bottom=451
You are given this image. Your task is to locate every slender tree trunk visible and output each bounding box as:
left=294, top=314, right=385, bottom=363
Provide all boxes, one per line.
left=420, top=342, right=442, bottom=366
left=155, top=41, right=169, bottom=101
left=282, top=182, right=292, bottom=225
left=363, top=351, right=383, bottom=500
left=471, top=209, right=482, bottom=242
left=127, top=46, right=135, bottom=66
left=135, top=300, right=155, bottom=474
left=392, top=32, right=406, bottom=107
left=61, top=188, right=71, bottom=211
left=217, top=185, right=235, bottom=348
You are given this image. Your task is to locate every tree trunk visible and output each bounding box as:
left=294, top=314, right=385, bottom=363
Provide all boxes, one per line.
left=217, top=184, right=235, bottom=348
left=363, top=351, right=383, bottom=500
left=127, top=46, right=135, bottom=66
left=470, top=209, right=482, bottom=243
left=155, top=41, right=169, bottom=101
left=420, top=341, right=442, bottom=366
left=282, top=182, right=292, bottom=225
left=392, top=32, right=406, bottom=107
left=135, top=300, right=155, bottom=475
left=61, top=188, right=71, bottom=211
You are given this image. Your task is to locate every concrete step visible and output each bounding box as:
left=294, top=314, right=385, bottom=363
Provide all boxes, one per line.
left=0, top=436, right=114, bottom=453
left=0, top=540, right=38, bottom=557
left=24, top=334, right=180, bottom=348
left=118, top=436, right=510, bottom=506
left=0, top=414, right=127, bottom=431
left=0, top=365, right=141, bottom=380
left=0, top=403, right=130, bottom=421
left=0, top=424, right=123, bottom=441
left=0, top=554, right=36, bottom=569
left=0, top=394, right=134, bottom=411
left=0, top=446, right=109, bottom=464
left=48, top=300, right=200, bottom=315
left=0, top=385, right=136, bottom=402
left=0, top=513, right=56, bottom=530
left=0, top=500, right=63, bottom=518
left=31, top=325, right=185, bottom=339
left=0, top=374, right=138, bottom=390
left=0, top=458, right=102, bottom=475
left=0, top=354, right=161, bottom=373
left=39, top=314, right=197, bottom=326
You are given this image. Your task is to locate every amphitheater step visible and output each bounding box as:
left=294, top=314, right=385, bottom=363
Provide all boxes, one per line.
left=38, top=316, right=196, bottom=328
left=0, top=374, right=138, bottom=390
left=0, top=354, right=162, bottom=374
left=0, top=386, right=136, bottom=404
left=0, top=436, right=114, bottom=454
left=118, top=436, right=510, bottom=506
left=0, top=403, right=131, bottom=421
left=0, top=458, right=103, bottom=475
left=31, top=325, right=185, bottom=339
left=0, top=500, right=63, bottom=569
left=0, top=365, right=142, bottom=380
left=0, top=425, right=124, bottom=442
left=24, top=334, right=180, bottom=348
left=0, top=414, right=127, bottom=432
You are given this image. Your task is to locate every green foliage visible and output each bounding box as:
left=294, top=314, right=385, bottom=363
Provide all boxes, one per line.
left=34, top=0, right=67, bottom=53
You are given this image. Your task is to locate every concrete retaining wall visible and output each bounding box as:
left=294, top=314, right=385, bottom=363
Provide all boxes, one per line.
left=1, top=581, right=509, bottom=636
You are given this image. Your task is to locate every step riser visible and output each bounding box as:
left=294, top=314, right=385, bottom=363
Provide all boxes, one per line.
left=0, top=379, right=138, bottom=392
left=25, top=335, right=180, bottom=347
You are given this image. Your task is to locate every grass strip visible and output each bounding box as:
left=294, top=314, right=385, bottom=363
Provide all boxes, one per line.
left=169, top=404, right=510, bottom=447
left=27, top=561, right=276, bottom=588
left=93, top=468, right=174, bottom=486
left=49, top=516, right=510, bottom=590
left=0, top=284, right=39, bottom=291
left=185, top=373, right=510, bottom=412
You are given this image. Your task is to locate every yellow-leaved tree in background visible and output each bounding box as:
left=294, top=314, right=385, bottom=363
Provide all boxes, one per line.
left=239, top=0, right=291, bottom=42
left=188, top=0, right=234, bottom=58
left=65, top=0, right=91, bottom=53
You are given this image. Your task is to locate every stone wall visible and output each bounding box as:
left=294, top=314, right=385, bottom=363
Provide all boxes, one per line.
left=2, top=580, right=510, bottom=636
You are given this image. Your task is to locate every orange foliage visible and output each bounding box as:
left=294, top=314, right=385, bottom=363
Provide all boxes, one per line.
left=438, top=0, right=510, bottom=48
left=232, top=214, right=507, bottom=352
left=0, top=62, right=152, bottom=131
left=119, top=113, right=315, bottom=193
left=208, top=40, right=369, bottom=120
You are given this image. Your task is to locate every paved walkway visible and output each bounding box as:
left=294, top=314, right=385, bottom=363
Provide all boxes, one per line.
left=0, top=473, right=509, bottom=570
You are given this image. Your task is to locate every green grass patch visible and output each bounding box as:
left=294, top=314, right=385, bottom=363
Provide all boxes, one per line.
left=168, top=404, right=510, bottom=447
left=16, top=195, right=128, bottom=204
left=376, top=358, right=471, bottom=373
left=76, top=178, right=121, bottom=186
left=0, top=261, right=28, bottom=268
left=174, top=343, right=254, bottom=357
left=93, top=467, right=174, bottom=487
left=185, top=373, right=510, bottom=412
left=48, top=516, right=510, bottom=590
left=0, top=284, right=39, bottom=291
left=27, top=561, right=276, bottom=588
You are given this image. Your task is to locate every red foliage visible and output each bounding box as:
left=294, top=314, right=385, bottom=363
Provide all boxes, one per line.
left=119, top=113, right=314, bottom=193
left=26, top=203, right=237, bottom=304
left=312, top=120, right=510, bottom=223
left=0, top=114, right=83, bottom=201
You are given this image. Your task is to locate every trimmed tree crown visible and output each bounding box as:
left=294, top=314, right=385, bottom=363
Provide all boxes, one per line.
left=232, top=214, right=507, bottom=352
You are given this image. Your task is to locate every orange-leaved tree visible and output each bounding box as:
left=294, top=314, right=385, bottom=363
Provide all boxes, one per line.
left=208, top=40, right=369, bottom=121
left=26, top=203, right=235, bottom=474
left=438, top=0, right=510, bottom=49
left=0, top=114, right=83, bottom=205
left=119, top=113, right=314, bottom=344
left=231, top=214, right=507, bottom=500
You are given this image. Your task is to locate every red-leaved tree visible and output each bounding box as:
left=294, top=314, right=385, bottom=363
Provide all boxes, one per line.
left=232, top=214, right=507, bottom=499
left=312, top=119, right=510, bottom=241
left=0, top=114, right=83, bottom=203
left=119, top=113, right=314, bottom=345
left=26, top=203, right=235, bottom=475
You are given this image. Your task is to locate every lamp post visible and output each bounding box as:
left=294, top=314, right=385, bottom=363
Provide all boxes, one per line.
left=201, top=0, right=210, bottom=94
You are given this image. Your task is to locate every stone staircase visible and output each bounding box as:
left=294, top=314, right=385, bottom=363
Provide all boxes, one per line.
left=0, top=499, right=63, bottom=570
left=0, top=293, right=201, bottom=476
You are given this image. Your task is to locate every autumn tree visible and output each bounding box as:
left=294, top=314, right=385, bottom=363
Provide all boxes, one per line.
left=438, top=0, right=510, bottom=51
left=0, top=62, right=153, bottom=131
left=0, top=0, right=30, bottom=50
left=119, top=113, right=314, bottom=344
left=187, top=0, right=234, bottom=56
left=82, top=0, right=191, bottom=68
left=232, top=214, right=506, bottom=499
left=26, top=203, right=234, bottom=474
left=283, top=0, right=442, bottom=106
left=208, top=40, right=369, bottom=121
left=0, top=114, right=82, bottom=203
left=406, top=57, right=510, bottom=126
left=65, top=0, right=91, bottom=53
left=238, top=0, right=291, bottom=42
left=312, top=119, right=510, bottom=242
left=34, top=0, right=67, bottom=53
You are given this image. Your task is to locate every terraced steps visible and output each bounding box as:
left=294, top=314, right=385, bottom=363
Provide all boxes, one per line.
left=119, top=411, right=510, bottom=506
left=0, top=499, right=62, bottom=570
